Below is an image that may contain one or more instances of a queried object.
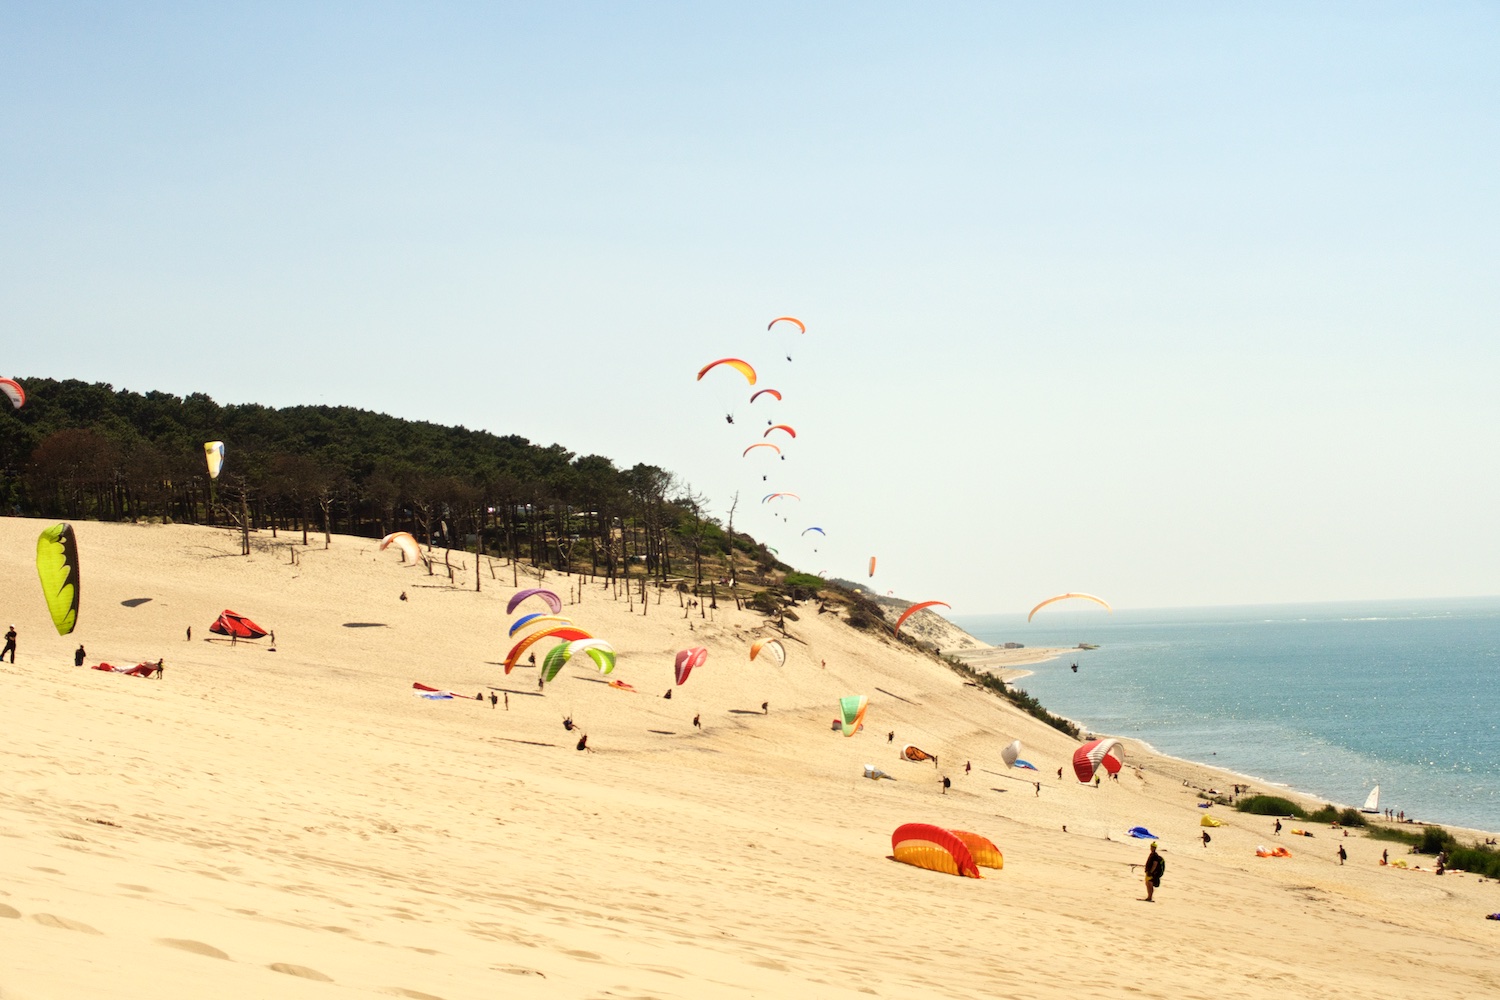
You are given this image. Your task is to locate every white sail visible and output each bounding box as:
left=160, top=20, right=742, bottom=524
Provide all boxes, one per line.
left=1360, top=785, right=1380, bottom=813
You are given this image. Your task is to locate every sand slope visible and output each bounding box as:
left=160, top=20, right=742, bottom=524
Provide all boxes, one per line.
left=1, top=519, right=1496, bottom=999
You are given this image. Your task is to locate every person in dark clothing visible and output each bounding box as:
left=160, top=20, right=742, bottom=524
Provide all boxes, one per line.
left=154, top=659, right=164, bottom=679
left=761, top=701, right=769, bottom=715
left=664, top=689, right=672, bottom=699
left=74, top=644, right=86, bottom=667
left=490, top=692, right=498, bottom=708
left=1144, top=843, right=1165, bottom=901
left=1337, top=845, right=1347, bottom=865
left=887, top=731, right=894, bottom=743
left=185, top=625, right=192, bottom=641
left=692, top=713, right=702, bottom=729
left=2, top=626, right=15, bottom=663
left=576, top=733, right=589, bottom=751
left=1202, top=830, right=1212, bottom=848
left=563, top=717, right=574, bottom=731
left=941, top=776, right=951, bottom=794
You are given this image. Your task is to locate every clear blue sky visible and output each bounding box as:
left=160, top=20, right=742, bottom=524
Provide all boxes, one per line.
left=4, top=3, right=1498, bottom=611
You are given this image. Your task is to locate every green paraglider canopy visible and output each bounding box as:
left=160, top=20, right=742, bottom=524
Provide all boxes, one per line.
left=36, top=522, right=80, bottom=635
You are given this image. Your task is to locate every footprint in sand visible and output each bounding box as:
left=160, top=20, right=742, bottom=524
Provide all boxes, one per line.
left=0, top=904, right=21, bottom=918
left=31, top=913, right=102, bottom=934
left=158, top=939, right=230, bottom=960
left=269, top=963, right=334, bottom=982
left=386, top=990, right=446, bottom=1000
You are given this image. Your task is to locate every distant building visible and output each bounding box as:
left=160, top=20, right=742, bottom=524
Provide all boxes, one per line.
left=1003, top=642, right=1025, bottom=649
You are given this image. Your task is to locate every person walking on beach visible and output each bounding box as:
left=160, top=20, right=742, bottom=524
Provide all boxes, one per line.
left=1057, top=767, right=1063, bottom=779
left=965, top=761, right=971, bottom=775
left=1274, top=818, right=1282, bottom=836
left=154, top=659, right=164, bottom=679
left=503, top=692, right=509, bottom=711
left=692, top=713, right=702, bottom=730
left=887, top=730, right=894, bottom=743
left=1144, top=843, right=1165, bottom=902
left=1034, top=782, right=1041, bottom=797
left=1, top=625, right=16, bottom=663
left=490, top=692, right=498, bottom=709
left=74, top=644, right=86, bottom=667
left=1202, top=830, right=1212, bottom=848
left=941, top=776, right=951, bottom=794
left=1337, top=845, right=1347, bottom=866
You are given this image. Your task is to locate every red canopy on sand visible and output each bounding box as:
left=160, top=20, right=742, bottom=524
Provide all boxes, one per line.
left=209, top=610, right=267, bottom=639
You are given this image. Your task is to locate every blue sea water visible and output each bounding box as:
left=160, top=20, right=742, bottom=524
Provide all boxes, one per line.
left=953, top=598, right=1500, bottom=834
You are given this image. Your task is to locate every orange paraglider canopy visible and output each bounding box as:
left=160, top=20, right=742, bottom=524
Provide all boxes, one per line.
left=893, top=600, right=950, bottom=637
left=949, top=830, right=1004, bottom=869
left=1027, top=592, right=1111, bottom=622
left=767, top=316, right=806, bottom=333
left=697, top=358, right=757, bottom=385
left=742, top=442, right=781, bottom=458
left=891, top=823, right=982, bottom=878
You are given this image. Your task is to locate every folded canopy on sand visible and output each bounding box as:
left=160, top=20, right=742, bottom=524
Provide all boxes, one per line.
left=210, top=610, right=267, bottom=639
left=1201, top=815, right=1224, bottom=827
left=891, top=823, right=983, bottom=879
left=1127, top=827, right=1159, bottom=839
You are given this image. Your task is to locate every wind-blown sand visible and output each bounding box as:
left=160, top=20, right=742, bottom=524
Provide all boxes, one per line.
left=1, top=518, right=1496, bottom=999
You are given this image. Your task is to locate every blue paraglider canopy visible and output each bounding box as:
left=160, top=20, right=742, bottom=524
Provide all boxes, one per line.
left=1127, top=826, right=1159, bottom=839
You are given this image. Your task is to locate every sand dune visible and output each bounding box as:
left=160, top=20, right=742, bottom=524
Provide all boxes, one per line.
left=1, top=518, right=1496, bottom=999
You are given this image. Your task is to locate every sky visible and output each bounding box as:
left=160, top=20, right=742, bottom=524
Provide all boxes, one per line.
left=4, top=3, right=1498, bottom=612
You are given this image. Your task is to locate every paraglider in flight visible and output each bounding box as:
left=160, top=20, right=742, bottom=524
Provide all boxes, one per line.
left=1072, top=737, right=1126, bottom=783
left=761, top=492, right=800, bottom=503
left=838, top=694, right=868, bottom=737
left=696, top=358, right=757, bottom=385
left=749, top=388, right=782, bottom=404
left=766, top=316, right=806, bottom=334
left=1027, top=592, right=1112, bottom=622
left=567, top=638, right=616, bottom=674
left=893, top=600, right=950, bottom=637
left=749, top=638, right=785, bottom=667
left=204, top=441, right=225, bottom=480
left=891, top=823, right=982, bottom=879
left=0, top=378, right=24, bottom=409
left=504, top=626, right=591, bottom=674
left=379, top=531, right=424, bottom=566
left=507, top=614, right=573, bottom=639
left=868, top=556, right=876, bottom=578
left=36, top=523, right=80, bottom=636
left=901, top=744, right=937, bottom=764
left=743, top=442, right=781, bottom=458
left=801, top=527, right=825, bottom=537
left=763, top=424, right=796, bottom=440
left=674, top=646, right=708, bottom=686
left=506, top=588, right=563, bottom=616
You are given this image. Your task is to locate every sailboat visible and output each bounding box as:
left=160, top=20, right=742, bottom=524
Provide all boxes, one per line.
left=1360, top=785, right=1380, bottom=814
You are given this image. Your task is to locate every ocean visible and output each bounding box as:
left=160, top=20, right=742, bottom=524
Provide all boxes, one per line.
left=953, top=597, right=1500, bottom=834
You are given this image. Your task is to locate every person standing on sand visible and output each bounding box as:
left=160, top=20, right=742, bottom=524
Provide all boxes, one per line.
left=761, top=701, right=768, bottom=715
left=155, top=659, right=164, bottom=679
left=185, top=625, right=192, bottom=641
left=490, top=692, right=498, bottom=709
left=1144, top=843, right=1165, bottom=901
left=503, top=692, right=509, bottom=711
left=2, top=625, right=16, bottom=663
left=941, top=776, right=951, bottom=794
left=1274, top=818, right=1282, bottom=836
left=1337, top=845, right=1347, bottom=866
left=1035, top=782, right=1041, bottom=797
left=74, top=644, right=86, bottom=667
left=887, top=731, right=894, bottom=743
left=965, top=761, right=971, bottom=775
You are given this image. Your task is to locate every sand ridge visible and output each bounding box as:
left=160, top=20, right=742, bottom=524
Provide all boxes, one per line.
left=1, top=518, right=1497, bottom=999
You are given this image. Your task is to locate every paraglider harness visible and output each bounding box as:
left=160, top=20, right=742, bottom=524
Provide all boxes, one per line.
left=1145, top=852, right=1165, bottom=887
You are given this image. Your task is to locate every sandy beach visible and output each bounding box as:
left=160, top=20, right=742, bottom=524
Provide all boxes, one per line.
left=2, top=518, right=1497, bottom=1000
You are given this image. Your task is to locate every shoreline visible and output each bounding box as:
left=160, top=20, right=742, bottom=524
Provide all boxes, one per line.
left=942, top=636, right=1500, bottom=840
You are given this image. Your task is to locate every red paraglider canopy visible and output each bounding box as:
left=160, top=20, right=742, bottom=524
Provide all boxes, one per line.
left=209, top=610, right=268, bottom=639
